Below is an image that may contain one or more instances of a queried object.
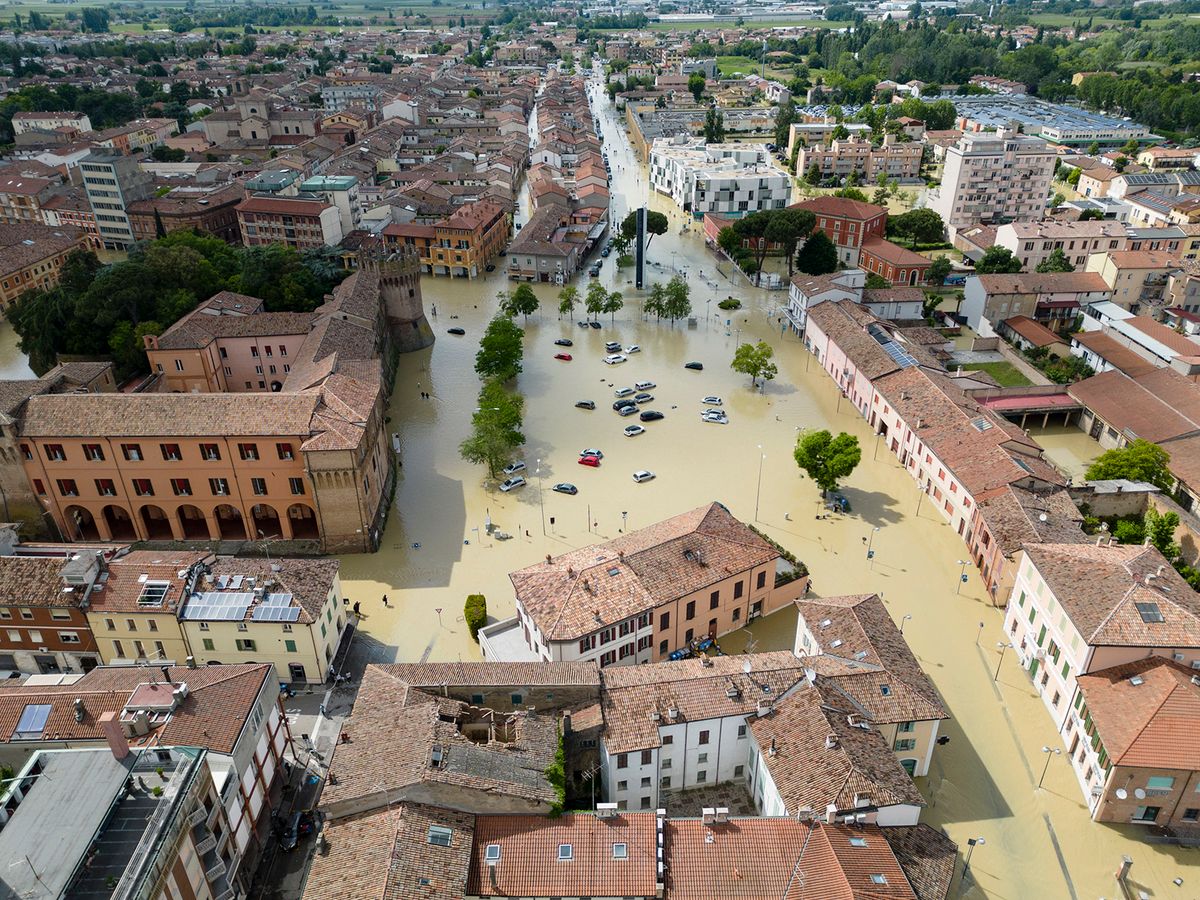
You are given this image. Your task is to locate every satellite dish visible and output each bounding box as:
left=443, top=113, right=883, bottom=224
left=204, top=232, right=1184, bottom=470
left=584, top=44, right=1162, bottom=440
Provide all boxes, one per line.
left=1134, top=788, right=1147, bottom=800
left=743, top=660, right=753, bottom=675
left=1115, top=788, right=1128, bottom=800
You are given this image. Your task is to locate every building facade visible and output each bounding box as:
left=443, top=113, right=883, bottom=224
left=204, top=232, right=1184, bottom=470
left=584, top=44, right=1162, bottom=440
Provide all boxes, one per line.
left=928, top=130, right=1056, bottom=231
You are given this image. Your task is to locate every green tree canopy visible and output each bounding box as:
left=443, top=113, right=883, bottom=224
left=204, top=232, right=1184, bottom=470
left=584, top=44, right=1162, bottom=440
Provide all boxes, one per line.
left=500, top=283, right=539, bottom=321
left=1085, top=439, right=1173, bottom=491
left=731, top=340, right=778, bottom=387
left=704, top=106, right=725, bottom=142
left=974, top=245, right=1023, bottom=274
left=795, top=230, right=839, bottom=276
left=794, top=429, right=862, bottom=495
left=474, top=315, right=524, bottom=382
left=621, top=210, right=669, bottom=247
left=557, top=284, right=579, bottom=318
left=888, top=208, right=945, bottom=246
left=688, top=71, right=706, bottom=102
left=459, top=382, right=525, bottom=479
left=1035, top=248, right=1075, bottom=273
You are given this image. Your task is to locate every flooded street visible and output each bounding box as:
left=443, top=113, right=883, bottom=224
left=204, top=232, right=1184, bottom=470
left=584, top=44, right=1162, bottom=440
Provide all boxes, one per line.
left=1029, top=423, right=1102, bottom=481
left=0, top=321, right=34, bottom=380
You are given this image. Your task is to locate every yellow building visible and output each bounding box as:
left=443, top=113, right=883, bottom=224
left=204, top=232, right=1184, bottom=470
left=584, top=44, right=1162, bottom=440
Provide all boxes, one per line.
left=85, top=549, right=205, bottom=666
left=179, top=557, right=346, bottom=684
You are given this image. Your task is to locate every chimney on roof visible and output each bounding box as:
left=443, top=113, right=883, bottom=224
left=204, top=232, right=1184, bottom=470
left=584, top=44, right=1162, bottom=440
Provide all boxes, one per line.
left=74, top=697, right=84, bottom=723
left=160, top=665, right=172, bottom=685
left=186, top=655, right=196, bottom=669
left=98, top=710, right=130, bottom=760
left=567, top=566, right=575, bottom=578
left=768, top=738, right=777, bottom=757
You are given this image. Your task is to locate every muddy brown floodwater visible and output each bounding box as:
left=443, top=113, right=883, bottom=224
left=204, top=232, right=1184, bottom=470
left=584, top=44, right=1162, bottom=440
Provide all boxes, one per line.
left=338, top=79, right=1198, bottom=898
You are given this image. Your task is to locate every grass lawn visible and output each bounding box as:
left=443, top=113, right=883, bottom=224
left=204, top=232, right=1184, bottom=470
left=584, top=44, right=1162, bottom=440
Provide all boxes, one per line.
left=644, top=18, right=850, bottom=31
left=960, top=361, right=1033, bottom=387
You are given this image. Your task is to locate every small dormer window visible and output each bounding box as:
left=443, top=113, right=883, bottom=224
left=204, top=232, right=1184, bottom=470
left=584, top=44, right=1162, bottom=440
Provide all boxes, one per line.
left=558, top=843, right=573, bottom=861
left=870, top=874, right=888, bottom=885
left=612, top=843, right=627, bottom=859
left=485, top=844, right=501, bottom=862
left=850, top=837, right=868, bottom=848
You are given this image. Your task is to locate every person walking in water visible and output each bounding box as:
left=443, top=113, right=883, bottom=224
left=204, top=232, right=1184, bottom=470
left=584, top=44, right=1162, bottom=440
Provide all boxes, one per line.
left=382, top=594, right=389, bottom=608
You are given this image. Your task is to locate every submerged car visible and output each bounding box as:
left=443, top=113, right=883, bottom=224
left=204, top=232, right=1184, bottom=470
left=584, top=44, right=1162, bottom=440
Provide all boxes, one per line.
left=555, top=338, right=574, bottom=347
left=554, top=353, right=573, bottom=361
left=639, top=410, right=665, bottom=422
left=499, top=475, right=527, bottom=492
left=702, top=396, right=723, bottom=406
left=579, top=448, right=604, bottom=459
left=447, top=327, right=466, bottom=336
left=502, top=461, right=526, bottom=475
left=575, top=400, right=596, bottom=410
left=633, top=392, right=654, bottom=404
left=603, top=354, right=628, bottom=365
left=624, top=424, right=646, bottom=437
left=578, top=455, right=601, bottom=468
left=684, top=361, right=704, bottom=371
left=614, top=387, right=635, bottom=398
left=552, top=483, right=578, bottom=495
left=632, top=470, right=656, bottom=483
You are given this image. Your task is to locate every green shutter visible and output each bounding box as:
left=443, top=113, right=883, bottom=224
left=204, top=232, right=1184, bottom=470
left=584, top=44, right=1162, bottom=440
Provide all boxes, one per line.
left=285, top=640, right=297, bottom=652
left=1036, top=624, right=1047, bottom=647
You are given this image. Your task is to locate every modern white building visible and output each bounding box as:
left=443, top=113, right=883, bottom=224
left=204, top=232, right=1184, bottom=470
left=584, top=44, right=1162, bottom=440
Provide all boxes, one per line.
left=928, top=129, right=1056, bottom=232
left=649, top=136, right=792, bottom=219
left=786, top=269, right=864, bottom=333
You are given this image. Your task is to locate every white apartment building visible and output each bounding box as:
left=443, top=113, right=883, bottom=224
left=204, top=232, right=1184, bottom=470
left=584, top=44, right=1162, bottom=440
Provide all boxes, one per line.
left=649, top=136, right=792, bottom=218
left=928, top=129, right=1056, bottom=232
left=786, top=268, right=864, bottom=333
left=1002, top=542, right=1200, bottom=809
left=995, top=219, right=1127, bottom=271
left=598, top=653, right=809, bottom=812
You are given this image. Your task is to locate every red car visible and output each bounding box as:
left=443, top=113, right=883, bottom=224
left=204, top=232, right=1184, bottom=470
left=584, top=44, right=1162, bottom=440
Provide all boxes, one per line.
left=578, top=455, right=601, bottom=467
left=555, top=353, right=573, bottom=361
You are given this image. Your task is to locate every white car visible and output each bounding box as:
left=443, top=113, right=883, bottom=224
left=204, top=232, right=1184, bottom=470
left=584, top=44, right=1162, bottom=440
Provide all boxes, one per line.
left=702, top=412, right=728, bottom=425
left=634, top=380, right=657, bottom=391
left=632, top=470, right=656, bottom=483
left=624, top=345, right=641, bottom=354
left=624, top=425, right=646, bottom=437
left=603, top=354, right=628, bottom=365
left=614, top=387, right=635, bottom=398
left=503, top=461, right=526, bottom=475
left=702, top=396, right=723, bottom=406
left=499, top=475, right=527, bottom=492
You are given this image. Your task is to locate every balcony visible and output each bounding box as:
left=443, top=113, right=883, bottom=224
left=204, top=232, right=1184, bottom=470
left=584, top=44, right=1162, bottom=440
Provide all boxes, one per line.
left=189, top=806, right=208, bottom=827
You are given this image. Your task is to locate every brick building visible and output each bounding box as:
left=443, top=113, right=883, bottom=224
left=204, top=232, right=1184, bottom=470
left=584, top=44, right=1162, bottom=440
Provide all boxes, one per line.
left=0, top=223, right=89, bottom=310
left=858, top=236, right=933, bottom=287
left=127, top=182, right=244, bottom=243
left=237, top=195, right=344, bottom=250
left=383, top=198, right=510, bottom=278
left=790, top=196, right=888, bottom=267
left=0, top=553, right=101, bottom=674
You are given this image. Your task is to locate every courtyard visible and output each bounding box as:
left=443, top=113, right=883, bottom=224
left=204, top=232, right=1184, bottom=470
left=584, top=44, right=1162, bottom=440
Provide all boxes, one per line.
left=335, top=80, right=1198, bottom=898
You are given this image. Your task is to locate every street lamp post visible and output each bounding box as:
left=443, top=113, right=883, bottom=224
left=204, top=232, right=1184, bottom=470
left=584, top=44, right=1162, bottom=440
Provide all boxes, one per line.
left=1037, top=746, right=1062, bottom=789
left=900, top=614, right=912, bottom=634
left=975, top=620, right=985, bottom=645
left=537, top=459, right=546, bottom=536
left=915, top=479, right=927, bottom=516
left=993, top=641, right=1014, bottom=682
left=962, top=837, right=985, bottom=884
left=865, top=526, right=879, bottom=560
left=956, top=560, right=969, bottom=594
left=755, top=445, right=766, bottom=522
left=622, top=510, right=628, bottom=532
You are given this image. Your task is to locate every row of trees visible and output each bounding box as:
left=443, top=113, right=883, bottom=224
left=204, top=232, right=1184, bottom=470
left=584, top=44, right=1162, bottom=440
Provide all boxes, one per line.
left=462, top=315, right=527, bottom=479
left=9, top=232, right=347, bottom=379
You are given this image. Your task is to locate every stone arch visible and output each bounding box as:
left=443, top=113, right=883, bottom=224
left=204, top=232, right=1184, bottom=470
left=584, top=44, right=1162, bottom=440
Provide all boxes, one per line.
left=251, top=504, right=282, bottom=540
left=103, top=505, right=136, bottom=541
left=65, top=505, right=100, bottom=541
left=287, top=503, right=319, bottom=540
left=139, top=504, right=174, bottom=540
left=177, top=505, right=210, bottom=540
left=213, top=504, right=247, bottom=540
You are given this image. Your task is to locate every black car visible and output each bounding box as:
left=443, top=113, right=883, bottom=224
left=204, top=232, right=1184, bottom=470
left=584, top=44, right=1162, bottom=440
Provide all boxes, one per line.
left=552, top=483, right=578, bottom=495
left=684, top=361, right=704, bottom=371
left=485, top=264, right=496, bottom=272
left=448, top=327, right=466, bottom=336
left=639, top=410, right=665, bottom=422
left=555, top=338, right=574, bottom=347
left=613, top=398, right=637, bottom=411
left=576, top=400, right=596, bottom=410
left=589, top=321, right=602, bottom=329
left=578, top=320, right=590, bottom=328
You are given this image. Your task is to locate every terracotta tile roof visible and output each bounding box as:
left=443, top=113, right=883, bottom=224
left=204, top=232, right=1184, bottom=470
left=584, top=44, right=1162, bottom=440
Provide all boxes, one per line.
left=0, top=555, right=77, bottom=607
left=806, top=300, right=937, bottom=382
left=795, top=823, right=919, bottom=900
left=976, top=272, right=1111, bottom=295
left=796, top=594, right=948, bottom=725
left=748, top=682, right=926, bottom=816
left=600, top=652, right=809, bottom=754
left=378, top=661, right=600, bottom=688
left=1069, top=369, right=1200, bottom=444
left=465, top=813, right=658, bottom=897
left=201, top=557, right=339, bottom=623
left=304, top=803, right=474, bottom=900
left=1125, top=315, right=1200, bottom=358
left=511, top=503, right=778, bottom=642
left=1001, top=315, right=1065, bottom=348
left=875, top=367, right=1063, bottom=496
left=237, top=195, right=332, bottom=217
left=1070, top=331, right=1159, bottom=378
left=0, top=663, right=271, bottom=753
left=0, top=224, right=86, bottom=275
left=881, top=825, right=957, bottom=900
left=791, top=196, right=887, bottom=223
left=1023, top=543, right=1200, bottom=647
left=972, top=486, right=1086, bottom=558
left=155, top=309, right=312, bottom=350
left=86, top=550, right=209, bottom=614
left=1076, top=658, right=1200, bottom=770
left=861, top=237, right=930, bottom=268
left=322, top=665, right=558, bottom=815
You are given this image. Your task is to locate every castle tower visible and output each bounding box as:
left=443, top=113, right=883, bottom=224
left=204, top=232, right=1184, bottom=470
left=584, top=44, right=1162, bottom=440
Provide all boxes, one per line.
left=360, top=246, right=434, bottom=354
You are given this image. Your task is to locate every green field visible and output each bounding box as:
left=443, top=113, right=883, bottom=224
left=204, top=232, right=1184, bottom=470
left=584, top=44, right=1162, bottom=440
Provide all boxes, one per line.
left=1027, top=11, right=1180, bottom=29
left=960, top=361, right=1033, bottom=387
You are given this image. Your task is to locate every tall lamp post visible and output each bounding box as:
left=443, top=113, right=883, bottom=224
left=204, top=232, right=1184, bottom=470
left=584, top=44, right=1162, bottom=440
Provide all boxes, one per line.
left=754, top=445, right=766, bottom=521
left=1037, top=746, right=1062, bottom=789
left=955, top=560, right=969, bottom=594
left=621, top=510, right=628, bottom=532
left=865, top=526, right=880, bottom=560
left=537, top=458, right=546, bottom=536
left=993, top=641, right=1014, bottom=682
left=961, top=837, right=985, bottom=887
left=900, top=614, right=912, bottom=634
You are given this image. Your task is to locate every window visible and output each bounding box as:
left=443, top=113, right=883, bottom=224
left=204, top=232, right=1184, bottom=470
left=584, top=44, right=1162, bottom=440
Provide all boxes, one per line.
left=698, top=730, right=710, bottom=745
left=660, top=612, right=669, bottom=630
left=617, top=780, right=628, bottom=791
left=617, top=754, right=628, bottom=769
left=557, top=844, right=573, bottom=861
left=710, top=590, right=719, bottom=609
left=1135, top=601, right=1164, bottom=623
left=56, top=479, right=78, bottom=497
left=485, top=844, right=501, bottom=863
left=660, top=776, right=671, bottom=788
left=44, top=443, right=66, bottom=461
left=83, top=444, right=104, bottom=461
left=289, top=478, right=306, bottom=496
left=121, top=443, right=143, bottom=461
left=662, top=735, right=673, bottom=745
left=95, top=478, right=116, bottom=496
left=160, top=443, right=182, bottom=461
left=756, top=570, right=766, bottom=590
left=235, top=639, right=256, bottom=652
left=641, top=750, right=652, bottom=765
left=734, top=581, right=744, bottom=599
left=238, top=443, right=260, bottom=461
left=870, top=875, right=888, bottom=886
left=697, top=752, right=708, bottom=764
left=641, top=776, right=651, bottom=788
left=684, top=628, right=693, bottom=643
left=58, top=631, right=80, bottom=644
left=732, top=608, right=741, bottom=622
left=32, top=479, right=45, bottom=495
left=895, top=738, right=917, bottom=751
left=612, top=843, right=627, bottom=859
left=147, top=620, right=158, bottom=632
left=511, top=693, right=523, bottom=705
left=6, top=629, right=19, bottom=641
left=209, top=478, right=230, bottom=496
left=133, top=479, right=154, bottom=496
left=1183, top=808, right=1199, bottom=822
left=662, top=758, right=672, bottom=769
left=1132, top=806, right=1160, bottom=822
left=686, top=600, right=695, bottom=620
left=251, top=478, right=267, bottom=495
left=1147, top=776, right=1176, bottom=793
left=277, top=442, right=294, bottom=460
left=898, top=721, right=915, bottom=733
left=171, top=478, right=192, bottom=496
left=202, top=638, right=214, bottom=651
left=737, top=724, right=747, bottom=738
left=427, top=826, right=453, bottom=847
left=200, top=443, right=221, bottom=461
left=285, top=639, right=297, bottom=652
left=696, top=770, right=707, bottom=783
